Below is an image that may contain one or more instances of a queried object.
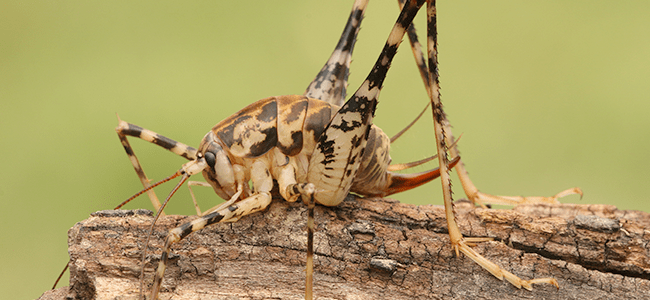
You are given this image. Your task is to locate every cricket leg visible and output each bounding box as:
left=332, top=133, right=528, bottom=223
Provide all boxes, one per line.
left=424, top=0, right=558, bottom=290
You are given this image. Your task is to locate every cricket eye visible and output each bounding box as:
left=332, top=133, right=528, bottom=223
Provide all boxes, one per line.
left=204, top=151, right=216, bottom=169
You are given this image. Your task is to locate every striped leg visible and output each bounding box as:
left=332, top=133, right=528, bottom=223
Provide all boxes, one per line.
left=55, top=118, right=202, bottom=290
left=150, top=192, right=273, bottom=299
left=301, top=1, right=428, bottom=299
left=394, top=0, right=581, bottom=208
left=303, top=0, right=439, bottom=169
left=150, top=157, right=274, bottom=299
left=115, top=118, right=197, bottom=213
left=304, top=0, right=368, bottom=106
left=388, top=0, right=432, bottom=143
left=424, top=0, right=558, bottom=290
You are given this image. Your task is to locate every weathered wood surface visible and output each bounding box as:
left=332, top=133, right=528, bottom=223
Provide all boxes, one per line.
left=39, top=195, right=650, bottom=299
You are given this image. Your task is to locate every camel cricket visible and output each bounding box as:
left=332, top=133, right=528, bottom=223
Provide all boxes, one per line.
left=52, top=0, right=581, bottom=298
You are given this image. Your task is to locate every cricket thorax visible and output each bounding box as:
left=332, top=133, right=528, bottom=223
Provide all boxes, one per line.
left=196, top=94, right=397, bottom=204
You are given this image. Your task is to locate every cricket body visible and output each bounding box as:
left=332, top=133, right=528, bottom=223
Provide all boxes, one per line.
left=150, top=5, right=432, bottom=297
left=119, top=94, right=449, bottom=298
left=117, top=93, right=442, bottom=221
left=94, top=0, right=584, bottom=299
left=192, top=94, right=434, bottom=204
left=113, top=1, right=448, bottom=298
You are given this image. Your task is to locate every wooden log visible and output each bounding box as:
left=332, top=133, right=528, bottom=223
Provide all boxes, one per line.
left=38, top=195, right=650, bottom=299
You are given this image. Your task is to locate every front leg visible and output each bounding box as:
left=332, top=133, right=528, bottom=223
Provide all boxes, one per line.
left=149, top=158, right=274, bottom=299
left=149, top=191, right=273, bottom=298
left=115, top=118, right=198, bottom=213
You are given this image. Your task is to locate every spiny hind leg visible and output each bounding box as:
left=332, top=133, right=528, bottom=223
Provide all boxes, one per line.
left=456, top=166, right=582, bottom=207
left=115, top=117, right=198, bottom=213
left=394, top=0, right=581, bottom=208
left=387, top=0, right=433, bottom=145
left=304, top=0, right=369, bottom=106
left=424, top=0, right=557, bottom=290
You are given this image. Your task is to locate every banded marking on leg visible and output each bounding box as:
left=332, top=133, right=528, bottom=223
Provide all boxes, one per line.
left=300, top=3, right=426, bottom=298
left=307, top=0, right=426, bottom=206
left=116, top=128, right=163, bottom=213
left=389, top=0, right=580, bottom=208
left=115, top=118, right=198, bottom=212
left=388, top=0, right=432, bottom=144
left=394, top=0, right=581, bottom=208
left=150, top=192, right=273, bottom=298
left=423, top=0, right=558, bottom=289
left=304, top=0, right=369, bottom=106
left=149, top=154, right=274, bottom=299
left=116, top=119, right=197, bottom=160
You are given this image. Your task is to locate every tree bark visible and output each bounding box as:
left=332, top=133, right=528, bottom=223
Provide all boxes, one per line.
left=39, top=195, right=650, bottom=300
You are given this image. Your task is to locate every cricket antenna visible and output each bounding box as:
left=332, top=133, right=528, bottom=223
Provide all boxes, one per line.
left=51, top=169, right=183, bottom=290
left=114, top=170, right=183, bottom=210
left=139, top=172, right=190, bottom=299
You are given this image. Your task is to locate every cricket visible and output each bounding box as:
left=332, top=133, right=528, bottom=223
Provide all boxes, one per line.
left=52, top=0, right=582, bottom=299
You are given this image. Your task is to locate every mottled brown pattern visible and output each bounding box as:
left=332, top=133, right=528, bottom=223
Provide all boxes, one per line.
left=303, top=0, right=368, bottom=106
left=276, top=95, right=308, bottom=156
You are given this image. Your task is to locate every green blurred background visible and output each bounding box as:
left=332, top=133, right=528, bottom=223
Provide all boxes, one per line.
left=2, top=1, right=649, bottom=298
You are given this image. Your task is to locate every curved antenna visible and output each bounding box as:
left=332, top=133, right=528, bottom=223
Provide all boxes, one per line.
left=139, top=172, right=190, bottom=299
left=114, top=171, right=183, bottom=210
left=52, top=170, right=184, bottom=290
